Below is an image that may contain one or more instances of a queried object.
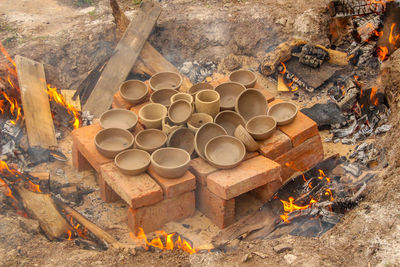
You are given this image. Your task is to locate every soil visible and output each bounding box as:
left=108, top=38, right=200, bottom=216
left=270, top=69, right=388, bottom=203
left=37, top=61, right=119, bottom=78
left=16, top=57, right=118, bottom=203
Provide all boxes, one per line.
left=1, top=0, right=400, bottom=266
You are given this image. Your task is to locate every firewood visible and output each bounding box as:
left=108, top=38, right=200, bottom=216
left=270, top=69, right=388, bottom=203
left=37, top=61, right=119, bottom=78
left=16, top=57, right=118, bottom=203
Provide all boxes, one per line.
left=61, top=90, right=81, bottom=111
left=328, top=0, right=386, bottom=18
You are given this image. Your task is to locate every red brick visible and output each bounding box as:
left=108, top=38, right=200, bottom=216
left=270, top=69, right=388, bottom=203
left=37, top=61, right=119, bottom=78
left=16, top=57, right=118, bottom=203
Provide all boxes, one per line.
left=244, top=151, right=259, bottom=161
left=147, top=166, right=196, bottom=199
left=98, top=173, right=121, bottom=203
left=207, top=156, right=282, bottom=200
left=100, top=162, right=163, bottom=208
left=71, top=124, right=112, bottom=173
left=253, top=82, right=275, bottom=103
left=189, top=157, right=218, bottom=185
left=130, top=101, right=150, bottom=117
left=127, top=191, right=195, bottom=235
left=257, top=130, right=292, bottom=160
left=252, top=180, right=282, bottom=203
left=72, top=142, right=92, bottom=171
left=275, top=135, right=324, bottom=182
left=113, top=92, right=134, bottom=110
left=196, top=184, right=235, bottom=229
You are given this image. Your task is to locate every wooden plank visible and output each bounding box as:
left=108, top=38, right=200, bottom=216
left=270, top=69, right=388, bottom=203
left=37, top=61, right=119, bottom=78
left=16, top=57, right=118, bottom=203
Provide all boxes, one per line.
left=83, top=1, right=162, bottom=118
left=15, top=55, right=57, bottom=148
left=61, top=90, right=81, bottom=111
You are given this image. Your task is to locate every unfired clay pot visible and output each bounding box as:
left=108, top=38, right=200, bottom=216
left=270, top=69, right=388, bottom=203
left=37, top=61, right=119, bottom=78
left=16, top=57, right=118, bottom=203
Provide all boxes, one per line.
left=94, top=128, right=134, bottom=158
left=99, top=109, right=138, bottom=131
left=235, top=89, right=268, bottom=121
left=267, top=101, right=298, bottom=125
left=195, top=90, right=220, bottom=118
left=114, top=149, right=151, bottom=175
left=187, top=113, right=213, bottom=133
left=215, top=82, right=246, bottom=110
left=168, top=100, right=192, bottom=125
left=150, top=89, right=178, bottom=107
left=162, top=116, right=183, bottom=136
left=188, top=82, right=214, bottom=96
left=167, top=127, right=195, bottom=155
left=138, top=103, right=167, bottom=129
left=234, top=124, right=259, bottom=152
left=194, top=122, right=227, bottom=159
left=135, top=129, right=167, bottom=153
left=246, top=115, right=276, bottom=140
left=204, top=135, right=246, bottom=169
left=150, top=147, right=191, bottom=178
left=119, top=80, right=148, bottom=105
left=229, top=69, right=257, bottom=88
left=170, top=92, right=193, bottom=104
left=214, top=110, right=246, bottom=136
left=149, top=72, right=182, bottom=91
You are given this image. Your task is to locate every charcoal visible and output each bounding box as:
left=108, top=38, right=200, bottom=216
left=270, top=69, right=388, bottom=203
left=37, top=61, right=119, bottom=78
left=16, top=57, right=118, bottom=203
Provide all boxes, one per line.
left=2, top=120, right=22, bottom=138
left=301, top=102, right=346, bottom=129
left=1, top=140, right=15, bottom=155
left=329, top=0, right=387, bottom=18
left=332, top=119, right=357, bottom=138
left=299, top=45, right=330, bottom=68
left=342, top=163, right=362, bottom=177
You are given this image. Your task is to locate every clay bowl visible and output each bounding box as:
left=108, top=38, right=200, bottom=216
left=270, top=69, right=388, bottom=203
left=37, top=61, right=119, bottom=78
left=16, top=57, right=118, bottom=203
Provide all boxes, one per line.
left=135, top=129, right=167, bottom=153
left=168, top=100, right=192, bottom=125
left=187, top=113, right=213, bottom=133
left=162, top=116, right=183, bottom=136
left=215, top=82, right=246, bottom=110
left=150, top=89, right=178, bottom=107
left=235, top=89, right=268, bottom=121
left=114, top=149, right=151, bottom=175
left=234, top=124, right=259, bottom=152
left=246, top=115, right=276, bottom=140
left=229, top=69, right=257, bottom=88
left=214, top=110, right=246, bottom=136
left=138, top=103, right=167, bottom=129
left=94, top=128, right=134, bottom=158
left=194, top=123, right=227, bottom=159
left=188, top=82, right=214, bottom=96
left=99, top=109, right=138, bottom=131
left=167, top=127, right=195, bottom=155
left=119, top=80, right=148, bottom=105
left=170, top=92, right=193, bottom=104
left=150, top=148, right=191, bottom=178
left=267, top=101, right=298, bottom=125
left=149, top=72, right=182, bottom=91
left=204, top=135, right=246, bottom=169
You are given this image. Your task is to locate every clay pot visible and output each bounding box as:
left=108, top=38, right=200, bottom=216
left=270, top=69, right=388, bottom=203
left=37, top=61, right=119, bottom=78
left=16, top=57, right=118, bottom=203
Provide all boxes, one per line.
left=168, top=100, right=192, bottom=125
left=119, top=80, right=148, bottom=105
left=162, top=116, right=183, bottom=136
left=167, top=127, right=195, bottom=155
left=229, top=69, right=257, bottom=88
left=138, top=103, right=167, bottom=129
left=150, top=89, right=178, bottom=107
left=204, top=135, right=246, bottom=169
left=170, top=92, right=193, bottom=104
left=234, top=125, right=259, bottom=152
left=187, top=113, right=213, bottom=133
left=195, top=90, right=220, bottom=118
left=188, top=82, right=214, bottom=96
left=268, top=101, right=298, bottom=125
left=235, top=89, right=268, bottom=121
left=94, top=128, right=134, bottom=158
left=150, top=148, right=191, bottom=178
left=214, top=110, right=246, bottom=136
left=246, top=115, right=276, bottom=140
left=99, top=109, right=138, bottom=131
left=215, top=82, right=246, bottom=110
left=114, top=149, right=151, bottom=175
left=194, top=122, right=227, bottom=159
left=135, top=129, right=167, bottom=153
left=149, top=72, right=182, bottom=91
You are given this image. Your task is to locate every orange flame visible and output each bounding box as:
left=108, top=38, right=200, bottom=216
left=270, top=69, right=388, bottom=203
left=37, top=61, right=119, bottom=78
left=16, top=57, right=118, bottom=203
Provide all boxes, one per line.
left=324, top=189, right=335, bottom=201
left=377, top=46, right=389, bottom=61
left=279, top=62, right=287, bottom=74
left=388, top=23, right=400, bottom=46
left=279, top=197, right=318, bottom=223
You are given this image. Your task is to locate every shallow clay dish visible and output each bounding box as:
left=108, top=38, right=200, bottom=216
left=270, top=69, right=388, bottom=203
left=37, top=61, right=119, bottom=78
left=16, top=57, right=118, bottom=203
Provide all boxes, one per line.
left=194, top=123, right=227, bottom=159
left=138, top=103, right=167, bottom=129
left=215, top=82, right=246, bottom=110
left=119, top=80, right=148, bottom=105
left=214, top=110, right=246, bottom=136
left=114, top=149, right=150, bottom=175
left=246, top=115, right=276, bottom=140
left=135, top=129, right=167, bottom=153
left=167, top=127, right=195, bottom=155
left=188, top=82, right=214, bottom=96
left=204, top=135, right=246, bottom=169
left=150, top=148, right=191, bottom=178
left=235, top=89, right=268, bottom=121
left=150, top=89, right=178, bottom=107
left=229, top=69, right=257, bottom=88
left=168, top=100, right=192, bottom=125
left=187, top=113, right=213, bottom=133
left=171, top=92, right=193, bottom=104
left=234, top=125, right=259, bottom=152
left=149, top=72, right=182, bottom=91
left=267, top=101, right=298, bottom=125
left=94, top=128, right=134, bottom=158
left=99, top=109, right=138, bottom=131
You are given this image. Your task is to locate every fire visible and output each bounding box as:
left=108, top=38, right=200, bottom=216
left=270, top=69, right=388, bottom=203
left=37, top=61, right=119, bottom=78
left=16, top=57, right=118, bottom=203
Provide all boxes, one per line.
left=130, top=227, right=197, bottom=254
left=377, top=46, right=389, bottom=61
left=279, top=62, right=287, bottom=74
left=388, top=23, right=400, bottom=46
left=66, top=214, right=89, bottom=239
left=279, top=197, right=318, bottom=223
left=370, top=87, right=380, bottom=106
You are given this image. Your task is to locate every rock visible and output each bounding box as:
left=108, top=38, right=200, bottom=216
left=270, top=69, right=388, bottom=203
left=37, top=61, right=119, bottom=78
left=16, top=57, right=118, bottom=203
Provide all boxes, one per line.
left=273, top=243, right=293, bottom=254
left=252, top=251, right=267, bottom=259
left=284, top=254, right=297, bottom=265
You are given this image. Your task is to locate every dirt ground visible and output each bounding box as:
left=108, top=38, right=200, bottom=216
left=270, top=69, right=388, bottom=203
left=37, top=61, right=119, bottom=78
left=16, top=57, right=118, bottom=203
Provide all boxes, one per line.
left=1, top=0, right=400, bottom=266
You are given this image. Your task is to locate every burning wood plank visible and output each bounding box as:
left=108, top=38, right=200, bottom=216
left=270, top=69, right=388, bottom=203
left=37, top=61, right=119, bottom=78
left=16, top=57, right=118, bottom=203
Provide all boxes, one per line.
left=329, top=0, right=387, bottom=18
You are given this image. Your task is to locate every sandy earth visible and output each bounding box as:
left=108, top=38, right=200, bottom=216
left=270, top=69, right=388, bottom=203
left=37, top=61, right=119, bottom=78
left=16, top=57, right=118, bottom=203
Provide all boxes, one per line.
left=1, top=0, right=400, bottom=266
